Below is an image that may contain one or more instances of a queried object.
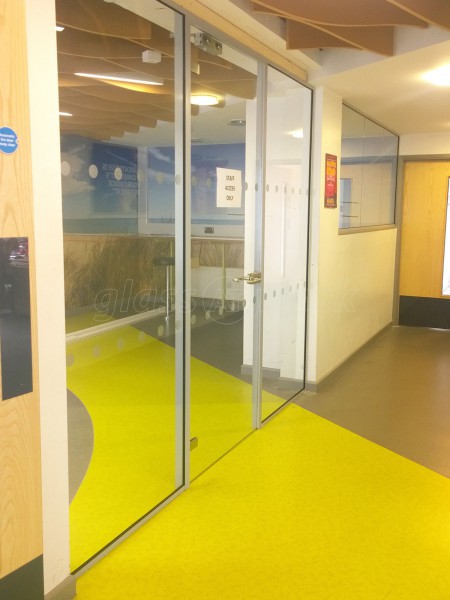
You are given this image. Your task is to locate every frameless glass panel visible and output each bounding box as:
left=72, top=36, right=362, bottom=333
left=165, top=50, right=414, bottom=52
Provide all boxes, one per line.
left=261, top=67, right=312, bottom=420
left=57, top=0, right=184, bottom=570
left=340, top=105, right=398, bottom=230
left=442, top=180, right=450, bottom=296
left=188, top=28, right=257, bottom=478
left=340, top=106, right=364, bottom=228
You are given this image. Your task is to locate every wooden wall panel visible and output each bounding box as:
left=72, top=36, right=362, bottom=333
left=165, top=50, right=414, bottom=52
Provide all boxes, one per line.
left=399, top=161, right=450, bottom=298
left=0, top=0, right=43, bottom=581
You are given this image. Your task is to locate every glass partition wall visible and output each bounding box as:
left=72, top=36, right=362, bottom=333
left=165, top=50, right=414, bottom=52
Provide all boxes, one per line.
left=58, top=0, right=185, bottom=571
left=340, top=105, right=398, bottom=230
left=261, top=67, right=312, bottom=420
left=57, top=1, right=312, bottom=572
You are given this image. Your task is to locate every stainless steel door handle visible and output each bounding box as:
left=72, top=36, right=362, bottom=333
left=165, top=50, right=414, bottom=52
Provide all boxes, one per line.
left=233, top=271, right=261, bottom=285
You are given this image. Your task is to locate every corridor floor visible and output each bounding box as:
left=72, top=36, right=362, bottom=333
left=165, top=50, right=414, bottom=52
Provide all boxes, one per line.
left=74, top=326, right=450, bottom=599
left=296, top=325, right=450, bottom=478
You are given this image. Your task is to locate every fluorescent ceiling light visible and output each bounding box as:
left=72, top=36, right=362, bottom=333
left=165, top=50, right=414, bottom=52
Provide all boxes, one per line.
left=191, top=95, right=219, bottom=106
left=423, top=65, right=450, bottom=86
left=59, top=111, right=73, bottom=117
left=75, top=72, right=164, bottom=86
left=56, top=25, right=65, bottom=32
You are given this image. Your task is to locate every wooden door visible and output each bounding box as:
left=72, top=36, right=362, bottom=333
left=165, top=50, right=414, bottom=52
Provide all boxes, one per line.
left=399, top=161, right=450, bottom=327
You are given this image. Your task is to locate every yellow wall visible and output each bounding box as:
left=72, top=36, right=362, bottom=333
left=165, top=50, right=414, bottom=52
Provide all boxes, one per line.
left=0, top=0, right=42, bottom=580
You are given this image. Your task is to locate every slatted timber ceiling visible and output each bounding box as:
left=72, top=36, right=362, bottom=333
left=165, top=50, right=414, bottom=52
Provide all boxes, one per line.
left=250, top=0, right=450, bottom=55
left=56, top=0, right=256, bottom=141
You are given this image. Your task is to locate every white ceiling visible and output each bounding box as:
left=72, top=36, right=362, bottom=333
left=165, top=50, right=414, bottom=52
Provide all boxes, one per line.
left=222, top=0, right=450, bottom=136
left=308, top=28, right=450, bottom=135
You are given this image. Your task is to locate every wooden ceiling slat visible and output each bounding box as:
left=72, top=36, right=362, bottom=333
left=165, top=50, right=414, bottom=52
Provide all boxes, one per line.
left=58, top=27, right=147, bottom=59
left=59, top=88, right=199, bottom=120
left=194, top=61, right=256, bottom=83
left=131, top=110, right=175, bottom=123
left=286, top=21, right=359, bottom=50
left=197, top=54, right=234, bottom=70
left=192, top=79, right=256, bottom=100
left=387, top=0, right=450, bottom=29
left=108, top=49, right=200, bottom=77
left=62, top=113, right=156, bottom=129
left=60, top=88, right=200, bottom=122
left=58, top=75, right=103, bottom=88
left=76, top=85, right=175, bottom=109
left=60, top=114, right=147, bottom=128
left=101, top=80, right=175, bottom=96
left=130, top=26, right=174, bottom=56
left=60, top=118, right=140, bottom=135
left=56, top=0, right=152, bottom=40
left=61, top=104, right=165, bottom=128
left=58, top=90, right=164, bottom=115
left=102, top=56, right=175, bottom=80
left=60, top=129, right=112, bottom=141
left=58, top=54, right=128, bottom=75
left=251, top=0, right=427, bottom=27
left=60, top=123, right=126, bottom=137
left=310, top=23, right=395, bottom=55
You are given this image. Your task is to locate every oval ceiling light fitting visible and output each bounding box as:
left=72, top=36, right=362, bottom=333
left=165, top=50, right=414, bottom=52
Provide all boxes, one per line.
left=191, top=95, right=220, bottom=106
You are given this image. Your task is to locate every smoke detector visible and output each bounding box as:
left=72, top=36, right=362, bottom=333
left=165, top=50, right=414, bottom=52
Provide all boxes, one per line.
left=142, top=49, right=162, bottom=64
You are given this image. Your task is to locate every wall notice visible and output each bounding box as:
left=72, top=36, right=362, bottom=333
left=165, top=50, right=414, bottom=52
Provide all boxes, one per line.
left=324, top=153, right=337, bottom=208
left=216, top=167, right=242, bottom=208
left=0, top=127, right=19, bottom=155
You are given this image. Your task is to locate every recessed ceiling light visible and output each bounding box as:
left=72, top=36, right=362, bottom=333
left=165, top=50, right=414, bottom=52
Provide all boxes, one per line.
left=75, top=72, right=164, bottom=86
left=191, top=95, right=219, bottom=106
left=423, top=65, right=450, bottom=86
left=59, top=111, right=73, bottom=117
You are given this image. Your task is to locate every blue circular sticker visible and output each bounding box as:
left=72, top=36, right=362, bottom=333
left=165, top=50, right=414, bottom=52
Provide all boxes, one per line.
left=0, top=127, right=19, bottom=154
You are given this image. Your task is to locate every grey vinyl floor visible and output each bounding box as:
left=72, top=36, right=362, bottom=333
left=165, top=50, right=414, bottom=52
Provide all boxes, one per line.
left=295, top=325, right=450, bottom=479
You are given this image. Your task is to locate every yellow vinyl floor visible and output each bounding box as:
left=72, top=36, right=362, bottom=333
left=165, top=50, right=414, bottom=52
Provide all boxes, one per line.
left=67, top=325, right=284, bottom=569
left=74, top=403, right=450, bottom=599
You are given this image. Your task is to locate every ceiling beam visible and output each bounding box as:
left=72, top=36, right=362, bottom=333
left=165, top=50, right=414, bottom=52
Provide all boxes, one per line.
left=251, top=0, right=427, bottom=27
left=386, top=0, right=450, bottom=29
left=285, top=18, right=395, bottom=54
left=57, top=27, right=148, bottom=59
left=56, top=0, right=152, bottom=39
left=286, top=21, right=359, bottom=50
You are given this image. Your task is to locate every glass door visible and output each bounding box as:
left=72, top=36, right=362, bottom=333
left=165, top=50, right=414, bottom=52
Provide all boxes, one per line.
left=187, top=35, right=312, bottom=473
left=261, top=67, right=312, bottom=420
left=59, top=2, right=312, bottom=569
left=188, top=28, right=259, bottom=478
left=58, top=0, right=185, bottom=570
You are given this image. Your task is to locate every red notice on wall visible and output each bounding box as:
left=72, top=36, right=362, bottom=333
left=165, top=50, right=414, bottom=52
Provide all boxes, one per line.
left=324, top=153, right=337, bottom=208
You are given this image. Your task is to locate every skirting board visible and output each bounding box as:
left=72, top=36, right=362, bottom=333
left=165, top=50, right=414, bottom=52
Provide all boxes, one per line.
left=305, top=323, right=393, bottom=393
left=44, top=576, right=76, bottom=600
left=0, top=556, right=44, bottom=600
left=399, top=296, right=450, bottom=329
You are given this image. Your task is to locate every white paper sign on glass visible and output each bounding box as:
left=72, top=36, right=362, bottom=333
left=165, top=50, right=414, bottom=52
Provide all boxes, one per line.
left=216, top=167, right=242, bottom=208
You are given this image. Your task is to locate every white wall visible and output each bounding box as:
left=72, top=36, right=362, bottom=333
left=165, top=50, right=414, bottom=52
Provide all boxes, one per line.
left=307, top=88, right=397, bottom=384
left=25, top=0, right=71, bottom=594
left=400, top=132, right=450, bottom=156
